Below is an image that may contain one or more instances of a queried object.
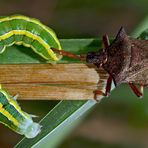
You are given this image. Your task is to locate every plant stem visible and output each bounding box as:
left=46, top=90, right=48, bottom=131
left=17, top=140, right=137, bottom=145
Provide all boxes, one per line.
left=0, top=63, right=109, bottom=100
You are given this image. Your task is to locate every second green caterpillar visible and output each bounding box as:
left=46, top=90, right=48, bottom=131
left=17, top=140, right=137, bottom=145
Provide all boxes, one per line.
left=0, top=84, right=41, bottom=138
left=0, top=15, right=62, bottom=61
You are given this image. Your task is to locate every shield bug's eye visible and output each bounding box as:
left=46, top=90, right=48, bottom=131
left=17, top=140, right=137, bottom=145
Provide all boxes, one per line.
left=86, top=52, right=96, bottom=63
left=86, top=50, right=107, bottom=66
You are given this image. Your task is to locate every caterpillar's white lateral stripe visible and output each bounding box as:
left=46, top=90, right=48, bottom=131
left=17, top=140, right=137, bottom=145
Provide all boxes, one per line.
left=0, top=84, right=41, bottom=138
left=0, top=15, right=61, bottom=50
left=0, top=30, right=58, bottom=60
left=0, top=89, right=28, bottom=120
left=9, top=100, right=28, bottom=118
left=0, top=103, right=19, bottom=126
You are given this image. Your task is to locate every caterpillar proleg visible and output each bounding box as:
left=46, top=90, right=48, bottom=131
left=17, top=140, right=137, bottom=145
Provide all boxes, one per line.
left=0, top=15, right=62, bottom=61
left=0, top=84, right=41, bottom=138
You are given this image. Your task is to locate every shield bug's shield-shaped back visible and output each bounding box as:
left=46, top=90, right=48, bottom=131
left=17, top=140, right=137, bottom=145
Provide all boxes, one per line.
left=52, top=27, right=148, bottom=100
left=86, top=27, right=148, bottom=98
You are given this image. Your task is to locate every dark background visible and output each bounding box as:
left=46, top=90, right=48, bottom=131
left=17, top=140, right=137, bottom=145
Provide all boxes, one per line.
left=0, top=0, right=147, bottom=38
left=0, top=0, right=148, bottom=147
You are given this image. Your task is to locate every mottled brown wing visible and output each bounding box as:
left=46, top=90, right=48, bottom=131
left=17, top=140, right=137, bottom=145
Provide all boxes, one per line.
left=126, top=39, right=148, bottom=87
left=130, top=39, right=148, bottom=65
left=124, top=60, right=148, bottom=87
left=115, top=38, right=148, bottom=86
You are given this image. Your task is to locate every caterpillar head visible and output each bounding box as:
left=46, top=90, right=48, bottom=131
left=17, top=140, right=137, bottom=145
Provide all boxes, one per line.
left=24, top=122, right=42, bottom=138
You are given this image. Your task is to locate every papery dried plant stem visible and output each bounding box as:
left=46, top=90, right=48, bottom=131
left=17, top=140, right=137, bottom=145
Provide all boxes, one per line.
left=0, top=64, right=109, bottom=100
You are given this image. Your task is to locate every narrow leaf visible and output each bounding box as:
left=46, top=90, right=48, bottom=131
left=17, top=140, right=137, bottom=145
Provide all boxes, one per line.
left=0, top=39, right=108, bottom=147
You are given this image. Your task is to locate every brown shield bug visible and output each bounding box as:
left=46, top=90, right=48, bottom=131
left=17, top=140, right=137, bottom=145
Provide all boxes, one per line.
left=52, top=27, right=148, bottom=99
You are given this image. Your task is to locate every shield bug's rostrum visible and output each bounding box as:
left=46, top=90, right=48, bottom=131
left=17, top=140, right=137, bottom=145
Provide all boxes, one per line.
left=55, top=27, right=148, bottom=99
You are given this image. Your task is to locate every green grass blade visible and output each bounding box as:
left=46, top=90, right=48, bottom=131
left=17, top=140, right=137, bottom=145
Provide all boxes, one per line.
left=0, top=38, right=103, bottom=147
left=15, top=100, right=96, bottom=148
left=131, top=15, right=148, bottom=37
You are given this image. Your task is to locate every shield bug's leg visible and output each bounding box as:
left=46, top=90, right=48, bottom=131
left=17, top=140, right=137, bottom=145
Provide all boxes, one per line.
left=94, top=90, right=105, bottom=101
left=104, top=75, right=113, bottom=97
left=129, top=82, right=143, bottom=98
left=102, top=35, right=113, bottom=97
left=93, top=34, right=113, bottom=99
left=102, top=34, right=110, bottom=49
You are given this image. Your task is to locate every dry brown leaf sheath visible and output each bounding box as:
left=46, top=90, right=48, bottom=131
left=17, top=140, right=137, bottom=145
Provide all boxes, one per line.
left=0, top=64, right=108, bottom=100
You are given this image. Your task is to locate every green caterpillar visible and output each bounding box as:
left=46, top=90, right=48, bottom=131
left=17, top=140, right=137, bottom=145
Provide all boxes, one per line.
left=0, top=15, right=62, bottom=61
left=0, top=84, right=41, bottom=138
left=0, top=14, right=63, bottom=138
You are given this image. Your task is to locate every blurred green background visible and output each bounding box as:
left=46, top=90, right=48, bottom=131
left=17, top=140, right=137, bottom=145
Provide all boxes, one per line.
left=0, top=0, right=148, bottom=148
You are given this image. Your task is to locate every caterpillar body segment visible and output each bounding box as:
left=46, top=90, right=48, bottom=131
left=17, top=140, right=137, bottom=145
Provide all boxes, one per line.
left=0, top=84, right=41, bottom=138
left=0, top=15, right=62, bottom=61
